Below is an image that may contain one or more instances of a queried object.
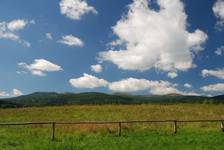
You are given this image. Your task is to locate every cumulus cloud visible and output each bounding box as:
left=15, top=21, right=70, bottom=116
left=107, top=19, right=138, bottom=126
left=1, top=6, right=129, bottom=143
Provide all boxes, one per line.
left=202, top=69, right=224, bottom=79
left=0, top=89, right=23, bottom=97
left=59, top=0, right=97, bottom=20
left=182, top=92, right=201, bottom=96
left=0, top=19, right=33, bottom=47
left=46, top=33, right=53, bottom=40
left=108, top=77, right=200, bottom=95
left=12, top=89, right=23, bottom=96
left=0, top=91, right=9, bottom=97
left=213, top=0, right=224, bottom=29
left=167, top=72, right=178, bottom=79
left=69, top=74, right=199, bottom=96
left=59, top=35, right=84, bottom=47
left=109, top=39, right=123, bottom=46
left=109, top=78, right=152, bottom=93
left=112, top=79, right=180, bottom=95
left=201, top=83, right=224, bottom=92
left=70, top=75, right=180, bottom=94
left=7, top=19, right=28, bottom=31
left=99, top=0, right=207, bottom=73
left=184, top=83, right=192, bottom=88
left=215, top=46, right=224, bottom=55
left=69, top=73, right=109, bottom=88
left=91, top=64, right=103, bottom=73
left=18, top=59, right=63, bottom=76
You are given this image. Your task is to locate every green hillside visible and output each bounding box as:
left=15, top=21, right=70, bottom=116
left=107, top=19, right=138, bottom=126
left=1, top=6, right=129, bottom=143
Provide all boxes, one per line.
left=0, top=92, right=223, bottom=108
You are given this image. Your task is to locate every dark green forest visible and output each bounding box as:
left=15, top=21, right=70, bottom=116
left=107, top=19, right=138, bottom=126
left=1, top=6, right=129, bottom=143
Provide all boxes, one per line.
left=0, top=92, right=223, bottom=108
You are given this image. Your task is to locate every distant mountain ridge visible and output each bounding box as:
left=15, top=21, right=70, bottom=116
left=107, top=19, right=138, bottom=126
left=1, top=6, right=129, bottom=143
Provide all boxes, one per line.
left=0, top=92, right=223, bottom=108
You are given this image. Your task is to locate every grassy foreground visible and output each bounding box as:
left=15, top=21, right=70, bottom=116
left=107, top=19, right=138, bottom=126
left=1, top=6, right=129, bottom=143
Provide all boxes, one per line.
left=0, top=104, right=224, bottom=150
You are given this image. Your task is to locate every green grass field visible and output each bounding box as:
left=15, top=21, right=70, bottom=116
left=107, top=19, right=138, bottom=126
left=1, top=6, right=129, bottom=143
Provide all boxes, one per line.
left=0, top=104, right=224, bottom=150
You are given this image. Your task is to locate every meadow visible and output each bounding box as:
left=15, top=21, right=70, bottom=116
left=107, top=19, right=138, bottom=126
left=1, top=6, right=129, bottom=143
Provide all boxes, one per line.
left=0, top=104, right=224, bottom=150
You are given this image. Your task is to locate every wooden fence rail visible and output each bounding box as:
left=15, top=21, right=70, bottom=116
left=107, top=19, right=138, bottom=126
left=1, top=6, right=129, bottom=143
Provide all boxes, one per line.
left=0, top=119, right=223, bottom=140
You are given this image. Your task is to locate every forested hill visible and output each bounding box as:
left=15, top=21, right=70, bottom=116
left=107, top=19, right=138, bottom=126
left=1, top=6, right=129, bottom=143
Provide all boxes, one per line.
left=0, top=92, right=223, bottom=108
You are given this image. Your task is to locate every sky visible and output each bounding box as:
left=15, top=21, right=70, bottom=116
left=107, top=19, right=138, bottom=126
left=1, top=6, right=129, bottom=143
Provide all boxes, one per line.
left=0, top=0, right=224, bottom=97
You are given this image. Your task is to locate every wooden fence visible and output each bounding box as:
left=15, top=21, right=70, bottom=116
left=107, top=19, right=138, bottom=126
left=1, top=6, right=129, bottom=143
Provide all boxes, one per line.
left=0, top=119, right=223, bottom=140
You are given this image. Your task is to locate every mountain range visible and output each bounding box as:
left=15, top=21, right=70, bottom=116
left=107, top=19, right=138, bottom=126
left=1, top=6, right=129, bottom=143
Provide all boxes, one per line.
left=0, top=92, right=223, bottom=108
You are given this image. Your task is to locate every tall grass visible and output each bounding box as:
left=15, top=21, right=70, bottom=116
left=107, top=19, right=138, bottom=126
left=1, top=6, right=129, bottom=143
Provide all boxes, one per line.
left=0, top=104, right=224, bottom=149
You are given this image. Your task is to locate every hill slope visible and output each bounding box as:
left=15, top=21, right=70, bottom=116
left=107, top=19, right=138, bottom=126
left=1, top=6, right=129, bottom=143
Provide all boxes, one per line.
left=0, top=92, right=223, bottom=108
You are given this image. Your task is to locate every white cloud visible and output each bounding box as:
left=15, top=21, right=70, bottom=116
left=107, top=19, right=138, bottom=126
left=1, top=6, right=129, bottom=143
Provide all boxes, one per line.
left=91, top=64, right=103, bottom=73
left=46, top=33, right=53, bottom=40
left=201, top=83, right=224, bottom=92
left=184, top=83, right=192, bottom=88
left=202, top=69, right=224, bottom=79
left=7, top=19, right=34, bottom=31
left=0, top=91, right=9, bottom=97
left=109, top=39, right=123, bottom=46
left=69, top=74, right=200, bottom=96
left=0, top=89, right=23, bottom=97
left=69, top=73, right=109, bottom=88
left=18, top=59, right=63, bottom=76
left=109, top=78, right=200, bottom=95
left=213, top=0, right=224, bottom=28
left=69, top=75, right=180, bottom=94
left=109, top=78, right=151, bottom=93
left=7, top=19, right=28, bottom=31
left=99, top=0, right=207, bottom=73
left=59, top=35, right=84, bottom=47
left=59, top=0, right=97, bottom=20
left=0, top=19, right=33, bottom=47
left=12, top=89, right=23, bottom=97
left=167, top=72, right=178, bottom=79
left=108, top=77, right=180, bottom=95
left=215, top=46, right=224, bottom=55
left=182, top=92, right=201, bottom=96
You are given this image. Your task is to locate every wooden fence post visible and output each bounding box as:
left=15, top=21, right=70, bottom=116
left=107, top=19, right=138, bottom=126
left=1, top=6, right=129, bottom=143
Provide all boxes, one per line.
left=173, top=120, right=177, bottom=134
left=52, top=122, right=56, bottom=141
left=221, top=121, right=224, bottom=132
left=119, top=122, right=122, bottom=136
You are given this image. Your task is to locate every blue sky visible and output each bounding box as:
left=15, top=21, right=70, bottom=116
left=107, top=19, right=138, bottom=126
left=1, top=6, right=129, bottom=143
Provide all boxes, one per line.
left=0, top=0, right=224, bottom=97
